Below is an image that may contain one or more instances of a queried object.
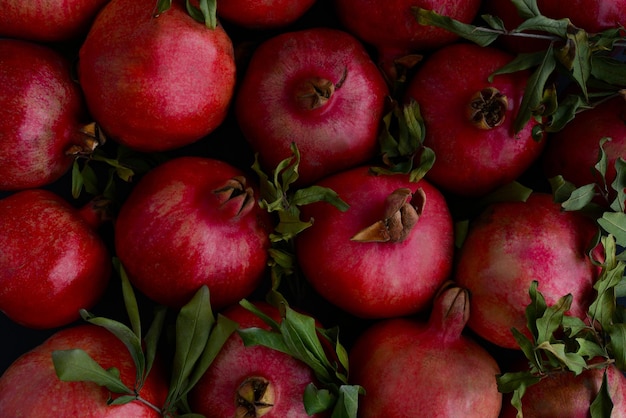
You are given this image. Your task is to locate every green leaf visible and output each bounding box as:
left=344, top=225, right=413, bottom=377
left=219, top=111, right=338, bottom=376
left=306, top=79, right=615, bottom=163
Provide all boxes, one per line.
left=71, top=159, right=83, bottom=199
left=291, top=186, right=349, bottom=211
left=411, top=7, right=500, bottom=47
left=598, top=212, right=626, bottom=247
left=535, top=293, right=573, bottom=343
left=481, top=14, right=506, bottom=31
left=590, top=369, right=614, bottom=418
left=496, top=370, right=542, bottom=393
left=511, top=0, right=541, bottom=18
left=536, top=341, right=586, bottom=375
left=239, top=299, right=281, bottom=331
left=545, top=94, right=589, bottom=133
left=184, top=0, right=217, bottom=29
left=557, top=26, right=591, bottom=100
left=52, top=349, right=133, bottom=395
left=549, top=175, right=579, bottom=204
left=575, top=338, right=608, bottom=360
left=490, top=52, right=547, bottom=82
left=561, top=183, right=597, bottom=211
left=144, top=305, right=167, bottom=381
left=154, top=0, right=172, bottom=15
left=610, top=157, right=626, bottom=213
left=607, top=323, right=626, bottom=370
left=331, top=385, right=364, bottom=418
left=304, top=384, right=336, bottom=415
left=525, top=280, right=547, bottom=340
left=113, top=259, right=141, bottom=339
left=511, top=328, right=541, bottom=371
left=108, top=395, right=137, bottom=406
left=515, top=15, right=570, bottom=37
left=237, top=327, right=291, bottom=355
left=590, top=55, right=626, bottom=87
left=562, top=315, right=591, bottom=337
left=479, top=181, right=533, bottom=207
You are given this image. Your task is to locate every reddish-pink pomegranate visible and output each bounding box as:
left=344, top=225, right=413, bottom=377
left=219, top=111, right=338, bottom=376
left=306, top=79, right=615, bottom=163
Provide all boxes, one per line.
left=0, top=0, right=109, bottom=42
left=349, top=286, right=502, bottom=417
left=454, top=193, right=601, bottom=349
left=334, top=0, right=481, bottom=79
left=405, top=42, right=545, bottom=197
left=0, top=39, right=93, bottom=191
left=0, top=189, right=111, bottom=329
left=295, top=166, right=454, bottom=319
left=78, top=0, right=236, bottom=152
left=188, top=301, right=325, bottom=417
left=217, top=0, right=317, bottom=29
left=0, top=324, right=168, bottom=417
left=235, top=27, right=389, bottom=186
left=114, top=157, right=273, bottom=309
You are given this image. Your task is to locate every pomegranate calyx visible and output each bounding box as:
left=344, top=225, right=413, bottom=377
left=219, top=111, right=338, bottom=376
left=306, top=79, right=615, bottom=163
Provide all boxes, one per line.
left=65, top=122, right=106, bottom=157
left=234, top=376, right=275, bottom=418
left=467, top=87, right=508, bottom=129
left=295, top=68, right=348, bottom=110
left=428, top=286, right=470, bottom=342
left=351, top=187, right=426, bottom=243
left=213, top=176, right=256, bottom=218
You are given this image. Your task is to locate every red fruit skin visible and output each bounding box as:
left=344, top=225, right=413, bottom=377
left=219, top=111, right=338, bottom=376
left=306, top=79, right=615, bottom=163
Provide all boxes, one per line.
left=543, top=97, right=626, bottom=202
left=235, top=27, right=389, bottom=186
left=0, top=189, right=111, bottom=329
left=189, top=302, right=325, bottom=417
left=500, top=365, right=626, bottom=417
left=0, top=0, right=109, bottom=42
left=0, top=39, right=87, bottom=191
left=114, top=157, right=272, bottom=309
left=0, top=325, right=168, bottom=417
left=454, top=193, right=600, bottom=349
left=405, top=43, right=545, bottom=197
left=217, top=0, right=317, bottom=29
left=349, top=289, right=502, bottom=417
left=78, top=0, right=236, bottom=152
left=296, top=166, right=454, bottom=319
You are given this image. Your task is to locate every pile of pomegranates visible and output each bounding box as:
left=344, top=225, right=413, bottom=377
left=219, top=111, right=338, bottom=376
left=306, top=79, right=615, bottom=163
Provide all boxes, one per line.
left=2, top=0, right=626, bottom=416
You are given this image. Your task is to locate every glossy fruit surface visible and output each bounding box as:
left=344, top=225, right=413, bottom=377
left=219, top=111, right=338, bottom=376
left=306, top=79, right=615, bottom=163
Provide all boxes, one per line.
left=217, top=0, right=317, bottom=29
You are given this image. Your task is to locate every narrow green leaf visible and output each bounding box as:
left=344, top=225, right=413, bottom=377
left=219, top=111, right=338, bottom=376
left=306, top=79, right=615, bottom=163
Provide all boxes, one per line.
left=610, top=157, right=626, bottom=213
left=52, top=349, right=133, bottom=395
left=237, top=327, right=291, bottom=355
left=496, top=370, right=542, bottom=393
left=557, top=27, right=591, bottom=100
left=536, top=342, right=586, bottom=375
left=481, top=14, right=506, bottom=31
left=304, top=384, right=336, bottom=415
left=511, top=0, right=541, bottom=18
left=239, top=299, right=281, bottom=331
left=71, top=159, right=83, bottom=199
left=536, top=293, right=573, bottom=343
left=598, top=212, right=626, bottom=247
left=576, top=338, right=608, bottom=360
left=595, top=137, right=611, bottom=184
left=113, top=259, right=141, bottom=339
left=154, top=0, right=172, bottom=15
left=479, top=181, right=533, bottom=207
left=590, top=55, right=626, bottom=87
left=411, top=7, right=500, bottom=47
left=511, top=328, right=541, bottom=371
left=590, top=369, right=614, bottom=418
left=82, top=162, right=100, bottom=195
left=144, top=305, right=167, bottom=382
left=515, top=15, right=570, bottom=37
left=549, top=175, right=578, bottom=204
left=607, top=323, right=626, bottom=370
left=561, top=183, right=597, bottom=211
left=330, top=385, right=364, bottom=418
left=525, top=280, right=547, bottom=340
left=562, top=315, right=591, bottom=337
left=108, top=395, right=137, bottom=406
left=545, top=94, right=589, bottom=133
left=197, top=0, right=217, bottom=29
left=292, top=186, right=349, bottom=211
left=489, top=51, right=547, bottom=81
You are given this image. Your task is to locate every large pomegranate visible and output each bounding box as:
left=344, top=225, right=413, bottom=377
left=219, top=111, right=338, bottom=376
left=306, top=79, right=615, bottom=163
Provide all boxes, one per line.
left=217, top=0, right=317, bottom=29
left=0, top=39, right=93, bottom=191
left=405, top=42, right=545, bottom=197
left=114, top=156, right=273, bottom=309
left=454, top=192, right=601, bottom=349
left=188, top=301, right=325, bottom=417
left=0, top=324, right=168, bottom=417
left=295, top=166, right=454, bottom=318
left=0, top=189, right=111, bottom=329
left=235, top=27, right=389, bottom=186
left=349, top=286, right=502, bottom=417
left=78, top=0, right=236, bottom=152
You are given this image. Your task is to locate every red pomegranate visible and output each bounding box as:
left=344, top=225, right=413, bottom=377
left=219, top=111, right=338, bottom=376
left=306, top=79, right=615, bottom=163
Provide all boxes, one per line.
left=295, top=166, right=454, bottom=319
left=114, top=157, right=273, bottom=309
left=405, top=42, right=545, bottom=197
left=235, top=27, right=389, bottom=186
left=217, top=0, right=317, bottom=29
left=188, top=302, right=325, bottom=417
left=78, top=0, right=236, bottom=152
left=0, top=39, right=93, bottom=191
left=454, top=192, right=601, bottom=349
left=349, top=286, right=502, bottom=417
left=0, top=324, right=168, bottom=417
left=0, top=189, right=111, bottom=329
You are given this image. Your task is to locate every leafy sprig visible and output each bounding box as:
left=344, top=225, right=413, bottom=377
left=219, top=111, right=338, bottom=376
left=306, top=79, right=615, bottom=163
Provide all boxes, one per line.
left=154, top=0, right=218, bottom=29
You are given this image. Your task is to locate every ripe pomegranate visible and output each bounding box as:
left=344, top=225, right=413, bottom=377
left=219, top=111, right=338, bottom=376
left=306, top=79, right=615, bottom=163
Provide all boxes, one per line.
left=334, top=0, right=482, bottom=79
left=295, top=166, right=454, bottom=319
left=0, top=324, right=168, bottom=417
left=114, top=156, right=273, bottom=309
left=0, top=39, right=94, bottom=191
left=78, top=0, right=236, bottom=152
left=349, top=286, right=502, bottom=417
left=0, top=189, right=111, bottom=329
left=543, top=96, right=626, bottom=205
left=217, top=0, right=317, bottom=29
left=188, top=301, right=325, bottom=417
left=454, top=192, right=601, bottom=349
left=405, top=42, right=545, bottom=197
left=500, top=364, right=626, bottom=417
left=0, top=0, right=109, bottom=42
left=235, top=27, right=389, bottom=186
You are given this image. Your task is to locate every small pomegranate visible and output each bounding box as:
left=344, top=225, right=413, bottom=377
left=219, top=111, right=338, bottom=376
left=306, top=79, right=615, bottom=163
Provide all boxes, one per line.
left=0, top=324, right=168, bottom=417
left=114, top=157, right=273, bottom=309
left=235, top=27, right=389, bottom=186
left=0, top=39, right=95, bottom=191
left=295, top=166, right=454, bottom=319
left=405, top=42, right=545, bottom=197
left=454, top=193, right=601, bottom=349
left=188, top=301, right=324, bottom=417
left=78, top=0, right=236, bottom=152
left=0, top=189, right=111, bottom=329
left=349, top=285, right=502, bottom=417
left=217, top=0, right=317, bottom=29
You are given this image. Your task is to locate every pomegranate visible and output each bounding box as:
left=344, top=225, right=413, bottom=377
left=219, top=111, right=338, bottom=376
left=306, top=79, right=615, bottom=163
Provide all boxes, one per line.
left=114, top=156, right=273, bottom=309
left=0, top=0, right=109, bottom=42
left=0, top=189, right=111, bottom=329
left=454, top=192, right=601, bottom=349
left=405, top=42, right=545, bottom=197
left=334, top=0, right=482, bottom=79
left=235, top=27, right=389, bottom=186
left=0, top=324, right=168, bottom=417
left=188, top=301, right=324, bottom=417
left=217, top=0, right=317, bottom=29
left=500, top=364, right=626, bottom=417
left=349, top=286, right=502, bottom=417
left=295, top=166, right=454, bottom=319
left=78, top=0, right=236, bottom=152
left=0, top=39, right=95, bottom=191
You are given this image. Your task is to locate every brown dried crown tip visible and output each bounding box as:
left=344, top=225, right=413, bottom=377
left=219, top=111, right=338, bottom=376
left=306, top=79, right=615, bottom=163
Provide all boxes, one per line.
left=467, top=87, right=508, bottom=130
left=234, top=376, right=275, bottom=418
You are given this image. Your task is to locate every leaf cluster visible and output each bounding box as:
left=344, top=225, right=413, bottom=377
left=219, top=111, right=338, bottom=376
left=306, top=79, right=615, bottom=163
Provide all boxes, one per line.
left=154, top=0, right=217, bottom=29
